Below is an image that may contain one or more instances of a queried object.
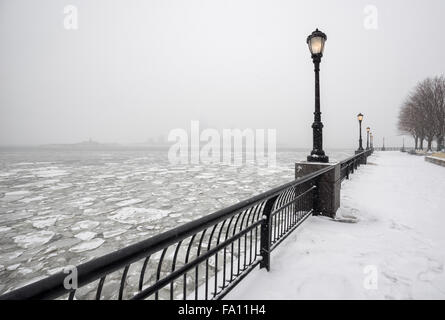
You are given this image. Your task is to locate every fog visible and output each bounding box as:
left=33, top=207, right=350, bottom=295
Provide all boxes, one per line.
left=1, top=0, right=444, bottom=148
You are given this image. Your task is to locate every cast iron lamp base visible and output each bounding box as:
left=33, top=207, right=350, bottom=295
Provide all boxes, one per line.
left=307, top=154, right=329, bottom=163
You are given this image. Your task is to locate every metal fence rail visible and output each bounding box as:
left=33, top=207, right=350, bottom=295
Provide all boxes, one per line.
left=340, top=149, right=372, bottom=181
left=0, top=151, right=372, bottom=300
left=374, top=147, right=414, bottom=151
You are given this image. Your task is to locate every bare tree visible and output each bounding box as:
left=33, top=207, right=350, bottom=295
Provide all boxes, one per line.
left=398, top=75, right=445, bottom=152
left=431, top=76, right=445, bottom=151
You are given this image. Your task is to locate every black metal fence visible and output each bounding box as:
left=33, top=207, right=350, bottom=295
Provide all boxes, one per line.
left=340, top=151, right=371, bottom=181
left=0, top=150, right=373, bottom=300
left=374, top=147, right=413, bottom=151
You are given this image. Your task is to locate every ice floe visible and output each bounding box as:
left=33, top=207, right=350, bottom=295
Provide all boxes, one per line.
left=31, top=216, right=59, bottom=228
left=115, top=198, right=143, bottom=207
left=103, top=228, right=128, bottom=239
left=13, top=231, right=55, bottom=249
left=109, top=207, right=170, bottom=225
left=34, top=169, right=69, bottom=178
left=69, top=238, right=105, bottom=253
left=74, top=231, right=97, bottom=241
left=71, top=220, right=100, bottom=231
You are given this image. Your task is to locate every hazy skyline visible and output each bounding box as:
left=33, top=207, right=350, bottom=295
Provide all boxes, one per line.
left=1, top=0, right=444, bottom=148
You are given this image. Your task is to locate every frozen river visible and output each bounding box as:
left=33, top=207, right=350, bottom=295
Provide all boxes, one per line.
left=0, top=148, right=353, bottom=296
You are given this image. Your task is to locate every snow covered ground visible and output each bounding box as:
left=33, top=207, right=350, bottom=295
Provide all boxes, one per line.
left=227, top=151, right=445, bottom=300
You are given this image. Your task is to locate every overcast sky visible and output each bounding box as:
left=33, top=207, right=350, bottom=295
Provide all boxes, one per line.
left=1, top=0, right=444, bottom=148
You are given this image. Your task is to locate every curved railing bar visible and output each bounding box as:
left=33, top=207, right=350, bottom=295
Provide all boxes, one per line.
left=238, top=206, right=254, bottom=272
left=222, top=214, right=236, bottom=289
left=252, top=201, right=265, bottom=262
left=194, top=229, right=208, bottom=299
left=154, top=248, right=167, bottom=300
left=244, top=205, right=256, bottom=268
left=236, top=207, right=251, bottom=274
left=96, top=276, right=106, bottom=300
left=118, top=265, right=130, bottom=300
left=213, top=219, right=227, bottom=298
left=68, top=290, right=75, bottom=300
left=230, top=210, right=245, bottom=280
left=204, top=223, right=219, bottom=300
left=182, top=234, right=196, bottom=300
left=170, top=240, right=183, bottom=300
left=138, top=255, right=151, bottom=291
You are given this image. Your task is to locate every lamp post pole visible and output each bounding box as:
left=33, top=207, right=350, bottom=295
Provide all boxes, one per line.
left=366, top=127, right=370, bottom=150
left=356, top=113, right=364, bottom=153
left=307, top=29, right=329, bottom=163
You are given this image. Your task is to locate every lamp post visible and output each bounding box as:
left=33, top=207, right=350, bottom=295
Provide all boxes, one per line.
left=356, top=113, right=364, bottom=153
left=382, top=137, right=385, bottom=151
left=370, top=133, right=373, bottom=150
left=366, top=127, right=370, bottom=150
left=306, top=28, right=329, bottom=163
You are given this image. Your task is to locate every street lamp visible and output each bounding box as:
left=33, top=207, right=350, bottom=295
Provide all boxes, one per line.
left=306, top=28, right=329, bottom=163
left=366, top=127, right=370, bottom=150
left=356, top=113, right=364, bottom=153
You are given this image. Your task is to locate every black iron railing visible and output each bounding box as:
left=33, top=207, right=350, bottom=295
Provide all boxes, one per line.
left=0, top=150, right=372, bottom=300
left=340, top=149, right=372, bottom=181
left=374, top=147, right=413, bottom=151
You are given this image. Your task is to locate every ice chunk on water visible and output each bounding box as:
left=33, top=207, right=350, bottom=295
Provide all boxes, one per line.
left=0, top=251, right=23, bottom=261
left=31, top=216, right=59, bottom=229
left=2, top=190, right=31, bottom=201
left=69, top=238, right=105, bottom=253
left=34, top=169, right=69, bottom=178
left=19, top=196, right=47, bottom=204
left=0, top=226, right=12, bottom=233
left=103, top=228, right=128, bottom=239
left=7, top=264, right=21, bottom=271
left=13, top=231, right=55, bottom=249
left=109, top=207, right=169, bottom=225
left=74, top=231, right=97, bottom=241
left=115, top=198, right=143, bottom=207
left=4, top=190, right=30, bottom=196
left=71, top=220, right=100, bottom=231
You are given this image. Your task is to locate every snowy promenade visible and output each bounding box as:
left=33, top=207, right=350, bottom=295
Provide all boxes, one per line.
left=228, top=151, right=445, bottom=299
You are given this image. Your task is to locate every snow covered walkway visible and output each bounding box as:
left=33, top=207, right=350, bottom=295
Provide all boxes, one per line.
left=227, top=151, right=445, bottom=299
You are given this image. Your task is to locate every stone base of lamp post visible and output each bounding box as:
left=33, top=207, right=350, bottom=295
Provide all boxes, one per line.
left=295, top=161, right=340, bottom=218
left=354, top=150, right=367, bottom=164
left=307, top=154, right=329, bottom=163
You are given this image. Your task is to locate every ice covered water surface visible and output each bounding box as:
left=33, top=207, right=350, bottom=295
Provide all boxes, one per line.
left=0, top=149, right=352, bottom=296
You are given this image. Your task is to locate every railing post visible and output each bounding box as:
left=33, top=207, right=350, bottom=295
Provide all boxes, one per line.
left=312, top=178, right=321, bottom=216
left=260, top=196, right=278, bottom=271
